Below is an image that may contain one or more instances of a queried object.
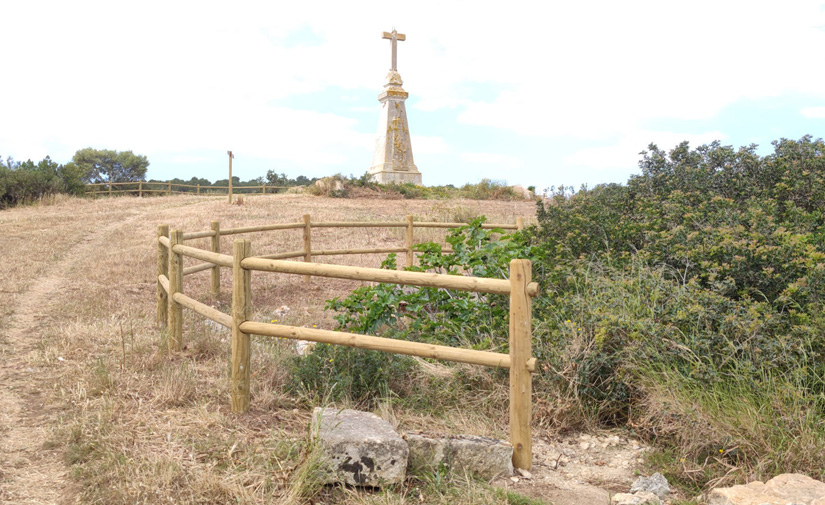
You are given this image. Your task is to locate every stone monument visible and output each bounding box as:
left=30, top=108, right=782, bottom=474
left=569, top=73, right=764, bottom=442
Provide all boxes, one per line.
left=367, top=29, right=422, bottom=185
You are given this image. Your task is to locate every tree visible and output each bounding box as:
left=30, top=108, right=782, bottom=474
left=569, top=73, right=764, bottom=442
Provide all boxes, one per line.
left=72, top=147, right=149, bottom=183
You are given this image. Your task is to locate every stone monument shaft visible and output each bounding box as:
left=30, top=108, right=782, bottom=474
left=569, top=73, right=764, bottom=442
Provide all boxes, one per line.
left=368, top=29, right=422, bottom=185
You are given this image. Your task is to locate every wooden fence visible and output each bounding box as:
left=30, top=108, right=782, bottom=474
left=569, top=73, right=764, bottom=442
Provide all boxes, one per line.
left=87, top=181, right=288, bottom=197
left=155, top=215, right=538, bottom=469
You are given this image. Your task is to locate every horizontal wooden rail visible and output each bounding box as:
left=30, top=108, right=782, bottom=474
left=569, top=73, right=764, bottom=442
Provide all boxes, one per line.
left=158, top=236, right=171, bottom=248
left=241, top=256, right=539, bottom=297
left=158, top=274, right=170, bottom=294
left=221, top=223, right=306, bottom=235
left=183, top=263, right=215, bottom=275
left=172, top=244, right=233, bottom=267
left=312, top=221, right=408, bottom=228
left=258, top=250, right=307, bottom=260
left=183, top=230, right=217, bottom=240
left=172, top=292, right=232, bottom=328
left=240, top=321, right=535, bottom=371
left=311, top=247, right=408, bottom=256
left=414, top=221, right=519, bottom=230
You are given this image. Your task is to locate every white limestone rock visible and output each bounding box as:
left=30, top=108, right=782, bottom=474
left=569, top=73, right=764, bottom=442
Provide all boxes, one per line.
left=405, top=432, right=513, bottom=480
left=708, top=473, right=825, bottom=505
left=630, top=472, right=670, bottom=499
left=611, top=491, right=661, bottom=505
left=312, top=408, right=408, bottom=487
left=511, top=185, right=535, bottom=200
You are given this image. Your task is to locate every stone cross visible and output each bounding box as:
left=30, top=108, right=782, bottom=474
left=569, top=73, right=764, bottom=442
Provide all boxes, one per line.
left=382, top=29, right=406, bottom=71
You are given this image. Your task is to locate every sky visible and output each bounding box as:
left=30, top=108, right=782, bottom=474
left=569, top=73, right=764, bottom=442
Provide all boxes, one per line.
left=2, top=1, right=824, bottom=192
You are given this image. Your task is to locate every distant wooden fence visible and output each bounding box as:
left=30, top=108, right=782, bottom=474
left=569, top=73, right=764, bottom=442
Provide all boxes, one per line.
left=155, top=215, right=538, bottom=469
left=86, top=181, right=288, bottom=197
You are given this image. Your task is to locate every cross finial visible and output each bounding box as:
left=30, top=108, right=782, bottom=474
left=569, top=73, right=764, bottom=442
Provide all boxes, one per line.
left=382, top=29, right=406, bottom=71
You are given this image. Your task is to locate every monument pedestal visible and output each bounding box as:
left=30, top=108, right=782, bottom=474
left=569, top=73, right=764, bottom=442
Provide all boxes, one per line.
left=368, top=30, right=421, bottom=185
left=368, top=71, right=421, bottom=185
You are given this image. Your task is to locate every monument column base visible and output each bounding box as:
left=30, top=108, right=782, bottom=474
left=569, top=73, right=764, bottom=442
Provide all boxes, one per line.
left=368, top=167, right=422, bottom=185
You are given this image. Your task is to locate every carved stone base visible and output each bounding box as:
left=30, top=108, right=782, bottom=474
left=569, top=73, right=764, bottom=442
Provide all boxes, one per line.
left=368, top=167, right=422, bottom=185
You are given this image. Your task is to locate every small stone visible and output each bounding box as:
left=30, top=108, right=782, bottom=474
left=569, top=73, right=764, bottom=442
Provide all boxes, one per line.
left=612, top=491, right=660, bottom=504
left=516, top=469, right=532, bottom=479
left=511, top=476, right=520, bottom=483
left=579, top=442, right=591, bottom=450
left=630, top=473, right=670, bottom=498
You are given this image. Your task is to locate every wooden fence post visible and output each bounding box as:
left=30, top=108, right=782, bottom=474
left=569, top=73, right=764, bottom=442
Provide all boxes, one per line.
left=156, top=224, right=169, bottom=326
left=516, top=217, right=524, bottom=231
left=405, top=215, right=414, bottom=268
left=262, top=184, right=266, bottom=195
left=168, top=229, right=184, bottom=353
left=167, top=181, right=172, bottom=196
left=303, top=214, right=312, bottom=283
left=139, top=181, right=143, bottom=198
left=210, top=221, right=221, bottom=299
left=108, top=182, right=112, bottom=197
left=228, top=151, right=234, bottom=203
left=231, top=239, right=252, bottom=413
left=509, top=259, right=533, bottom=470
left=197, top=184, right=200, bottom=196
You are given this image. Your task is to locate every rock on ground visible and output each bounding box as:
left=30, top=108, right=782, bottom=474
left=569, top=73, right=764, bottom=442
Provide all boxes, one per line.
left=312, top=408, right=408, bottom=486
left=630, top=472, right=670, bottom=498
left=405, top=432, right=513, bottom=480
left=611, top=491, right=661, bottom=504
left=708, top=473, right=825, bottom=505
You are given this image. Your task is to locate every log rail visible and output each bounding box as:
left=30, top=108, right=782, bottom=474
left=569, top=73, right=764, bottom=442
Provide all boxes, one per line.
left=155, top=214, right=536, bottom=469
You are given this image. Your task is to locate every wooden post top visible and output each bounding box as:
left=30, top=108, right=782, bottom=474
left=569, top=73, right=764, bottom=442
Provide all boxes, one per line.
left=382, top=29, right=406, bottom=71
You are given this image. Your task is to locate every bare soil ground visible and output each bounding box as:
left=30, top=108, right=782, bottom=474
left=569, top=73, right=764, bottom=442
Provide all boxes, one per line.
left=0, top=194, right=651, bottom=504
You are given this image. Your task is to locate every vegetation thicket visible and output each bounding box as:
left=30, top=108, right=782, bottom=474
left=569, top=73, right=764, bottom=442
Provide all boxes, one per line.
left=320, top=135, right=825, bottom=492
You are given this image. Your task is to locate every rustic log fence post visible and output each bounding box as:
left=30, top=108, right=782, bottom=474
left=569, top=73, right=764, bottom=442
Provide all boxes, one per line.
left=168, top=229, right=184, bottom=352
left=509, top=258, right=533, bottom=470
left=231, top=239, right=252, bottom=412
left=156, top=224, right=169, bottom=326
left=405, top=215, right=414, bottom=268
left=303, top=214, right=312, bottom=283
left=108, top=182, right=113, bottom=197
left=227, top=151, right=234, bottom=203
left=516, top=216, right=524, bottom=231
left=167, top=181, right=172, bottom=196
left=139, top=181, right=143, bottom=198
left=210, top=221, right=221, bottom=299
left=197, top=184, right=201, bottom=196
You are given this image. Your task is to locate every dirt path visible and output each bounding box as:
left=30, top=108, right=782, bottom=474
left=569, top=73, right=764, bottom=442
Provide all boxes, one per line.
left=0, top=218, right=139, bottom=505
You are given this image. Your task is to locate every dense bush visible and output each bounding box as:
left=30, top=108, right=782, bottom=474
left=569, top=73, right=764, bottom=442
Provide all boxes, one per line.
left=324, top=135, right=825, bottom=487
left=0, top=156, right=86, bottom=208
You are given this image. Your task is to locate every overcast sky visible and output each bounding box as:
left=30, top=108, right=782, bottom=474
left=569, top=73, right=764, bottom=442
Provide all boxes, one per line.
left=2, top=1, right=824, bottom=191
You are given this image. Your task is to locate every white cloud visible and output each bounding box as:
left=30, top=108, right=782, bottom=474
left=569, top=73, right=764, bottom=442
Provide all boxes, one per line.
left=411, top=136, right=449, bottom=155
left=565, top=130, right=729, bottom=170
left=461, top=152, right=523, bottom=168
left=801, top=107, right=825, bottom=118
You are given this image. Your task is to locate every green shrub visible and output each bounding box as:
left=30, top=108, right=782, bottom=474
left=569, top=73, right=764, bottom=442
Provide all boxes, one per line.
left=289, top=343, right=416, bottom=406
left=326, top=219, right=532, bottom=350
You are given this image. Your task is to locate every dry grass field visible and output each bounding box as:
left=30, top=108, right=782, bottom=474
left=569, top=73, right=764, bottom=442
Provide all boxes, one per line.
left=0, top=194, right=539, bottom=504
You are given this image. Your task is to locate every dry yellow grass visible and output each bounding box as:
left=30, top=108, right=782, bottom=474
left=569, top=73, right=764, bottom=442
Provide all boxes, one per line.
left=0, top=193, right=536, bottom=504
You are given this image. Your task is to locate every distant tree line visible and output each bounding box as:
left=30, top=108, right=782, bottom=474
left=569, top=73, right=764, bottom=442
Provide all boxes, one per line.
left=1, top=147, right=319, bottom=208
left=149, top=170, right=318, bottom=193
